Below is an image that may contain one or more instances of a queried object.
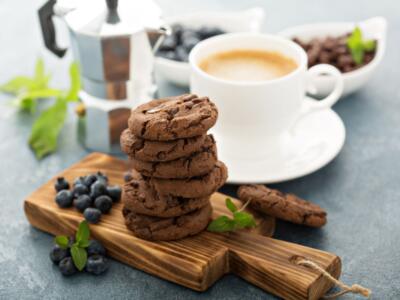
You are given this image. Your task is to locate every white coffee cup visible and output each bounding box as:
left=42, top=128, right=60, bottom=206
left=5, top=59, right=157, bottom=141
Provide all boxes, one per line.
left=189, top=33, right=343, bottom=159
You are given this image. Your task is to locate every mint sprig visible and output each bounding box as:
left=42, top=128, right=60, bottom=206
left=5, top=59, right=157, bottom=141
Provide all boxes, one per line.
left=347, top=26, right=376, bottom=65
left=55, top=220, right=90, bottom=271
left=207, top=198, right=257, bottom=233
left=0, top=59, right=81, bottom=158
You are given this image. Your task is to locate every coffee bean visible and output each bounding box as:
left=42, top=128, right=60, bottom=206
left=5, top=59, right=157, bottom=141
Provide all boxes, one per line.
left=293, top=33, right=377, bottom=73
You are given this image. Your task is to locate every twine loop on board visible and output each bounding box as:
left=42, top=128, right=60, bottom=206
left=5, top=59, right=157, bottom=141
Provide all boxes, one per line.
left=296, top=259, right=371, bottom=299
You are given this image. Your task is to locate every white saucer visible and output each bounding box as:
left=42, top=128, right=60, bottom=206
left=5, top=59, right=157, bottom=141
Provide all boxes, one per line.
left=220, top=107, right=346, bottom=184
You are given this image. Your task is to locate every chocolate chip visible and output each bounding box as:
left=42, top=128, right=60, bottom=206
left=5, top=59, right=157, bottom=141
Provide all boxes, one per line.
left=192, top=98, right=205, bottom=105
left=130, top=180, right=140, bottom=188
left=168, top=107, right=179, bottom=116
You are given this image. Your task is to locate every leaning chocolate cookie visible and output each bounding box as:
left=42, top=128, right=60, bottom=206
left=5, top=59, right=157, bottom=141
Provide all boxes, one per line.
left=147, top=161, right=228, bottom=198
left=128, top=94, right=218, bottom=141
left=123, top=170, right=210, bottom=217
left=123, top=203, right=212, bottom=241
left=130, top=135, right=217, bottom=179
left=120, top=129, right=208, bottom=162
left=237, top=185, right=327, bottom=228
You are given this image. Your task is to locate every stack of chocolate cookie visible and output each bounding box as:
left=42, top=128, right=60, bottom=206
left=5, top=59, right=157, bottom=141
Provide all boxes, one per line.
left=120, top=94, right=228, bottom=241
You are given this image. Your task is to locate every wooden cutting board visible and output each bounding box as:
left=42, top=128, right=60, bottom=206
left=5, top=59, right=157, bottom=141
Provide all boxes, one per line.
left=24, top=153, right=340, bottom=300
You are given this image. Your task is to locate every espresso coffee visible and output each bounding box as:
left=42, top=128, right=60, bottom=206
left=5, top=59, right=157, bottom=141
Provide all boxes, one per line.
left=199, top=49, right=297, bottom=82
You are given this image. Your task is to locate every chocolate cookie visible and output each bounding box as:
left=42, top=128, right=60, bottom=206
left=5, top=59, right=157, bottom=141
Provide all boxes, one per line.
left=128, top=94, right=218, bottom=141
left=123, top=203, right=212, bottom=241
left=237, top=185, right=327, bottom=228
left=123, top=171, right=210, bottom=217
left=120, top=129, right=207, bottom=162
left=130, top=135, right=217, bottom=178
left=148, top=161, right=228, bottom=198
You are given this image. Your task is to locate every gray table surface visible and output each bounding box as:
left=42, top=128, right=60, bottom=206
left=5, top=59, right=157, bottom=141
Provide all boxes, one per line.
left=1, top=0, right=399, bottom=299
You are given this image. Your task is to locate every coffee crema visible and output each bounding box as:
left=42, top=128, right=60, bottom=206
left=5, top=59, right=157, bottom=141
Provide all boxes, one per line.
left=199, top=49, right=298, bottom=82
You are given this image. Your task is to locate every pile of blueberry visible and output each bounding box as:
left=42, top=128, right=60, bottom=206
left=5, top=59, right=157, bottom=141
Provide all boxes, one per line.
left=157, top=24, right=226, bottom=62
left=50, top=239, right=109, bottom=276
left=54, top=172, right=122, bottom=224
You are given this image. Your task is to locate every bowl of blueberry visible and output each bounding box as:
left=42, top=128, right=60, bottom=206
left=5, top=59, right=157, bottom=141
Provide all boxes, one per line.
left=279, top=17, right=387, bottom=97
left=155, top=7, right=265, bottom=86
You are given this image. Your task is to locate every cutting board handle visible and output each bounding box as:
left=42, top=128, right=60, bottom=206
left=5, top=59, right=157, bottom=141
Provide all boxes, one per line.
left=212, top=231, right=341, bottom=300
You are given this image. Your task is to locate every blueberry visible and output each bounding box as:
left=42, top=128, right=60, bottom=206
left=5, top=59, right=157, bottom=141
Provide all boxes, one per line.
left=49, top=244, right=69, bottom=265
left=90, top=181, right=107, bottom=199
left=123, top=171, right=133, bottom=182
left=54, top=177, right=70, bottom=192
left=180, top=29, right=199, bottom=42
left=83, top=174, right=97, bottom=188
left=68, top=236, right=76, bottom=248
left=106, top=185, right=122, bottom=202
left=159, top=34, right=177, bottom=51
left=87, top=240, right=106, bottom=256
left=73, top=194, right=92, bottom=212
left=94, top=195, right=113, bottom=214
left=95, top=172, right=108, bottom=184
left=59, top=257, right=77, bottom=276
left=73, top=176, right=85, bottom=187
left=55, top=190, right=74, bottom=208
left=157, top=50, right=177, bottom=60
left=182, top=36, right=200, bottom=52
left=198, top=26, right=225, bottom=39
left=84, top=208, right=102, bottom=224
left=171, top=24, right=184, bottom=41
left=175, top=45, right=189, bottom=62
left=73, top=183, right=89, bottom=197
left=86, top=255, right=109, bottom=275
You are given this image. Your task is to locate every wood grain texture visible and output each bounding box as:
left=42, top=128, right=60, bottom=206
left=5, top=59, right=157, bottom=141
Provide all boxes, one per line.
left=24, top=153, right=341, bottom=300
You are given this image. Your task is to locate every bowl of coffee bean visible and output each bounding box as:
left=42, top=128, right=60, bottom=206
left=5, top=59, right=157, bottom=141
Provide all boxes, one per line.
left=155, top=8, right=265, bottom=86
left=279, top=17, right=387, bottom=97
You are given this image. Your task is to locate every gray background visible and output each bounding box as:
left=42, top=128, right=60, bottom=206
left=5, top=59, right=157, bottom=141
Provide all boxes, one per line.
left=0, top=0, right=399, bottom=299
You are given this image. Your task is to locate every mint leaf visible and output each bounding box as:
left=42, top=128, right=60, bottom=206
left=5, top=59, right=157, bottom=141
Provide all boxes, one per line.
left=78, top=240, right=90, bottom=248
left=35, top=58, right=45, bottom=80
left=347, top=27, right=364, bottom=65
left=10, top=97, right=36, bottom=114
left=352, top=27, right=362, bottom=41
left=75, top=220, right=90, bottom=243
left=233, top=211, right=257, bottom=229
left=225, top=198, right=237, bottom=213
left=34, top=58, right=51, bottom=90
left=65, top=62, right=80, bottom=102
left=207, top=216, right=236, bottom=232
left=363, top=40, right=376, bottom=51
left=70, top=245, right=87, bottom=271
left=28, top=97, right=67, bottom=158
left=0, top=76, right=36, bottom=94
left=55, top=235, right=69, bottom=249
left=11, top=88, right=64, bottom=113
left=351, top=45, right=364, bottom=65
left=20, top=88, right=62, bottom=99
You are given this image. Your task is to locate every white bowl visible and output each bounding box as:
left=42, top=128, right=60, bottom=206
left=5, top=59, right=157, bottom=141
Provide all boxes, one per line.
left=155, top=8, right=265, bottom=86
left=278, top=17, right=387, bottom=97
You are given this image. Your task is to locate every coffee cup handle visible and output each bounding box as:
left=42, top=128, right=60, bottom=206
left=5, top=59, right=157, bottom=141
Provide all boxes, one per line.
left=291, top=64, right=344, bottom=132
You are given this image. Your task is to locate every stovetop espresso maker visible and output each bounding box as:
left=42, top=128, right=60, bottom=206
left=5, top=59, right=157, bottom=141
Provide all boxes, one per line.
left=38, top=0, right=169, bottom=153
